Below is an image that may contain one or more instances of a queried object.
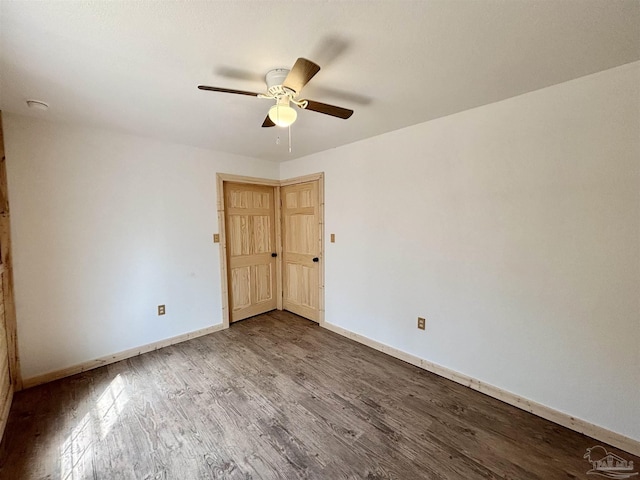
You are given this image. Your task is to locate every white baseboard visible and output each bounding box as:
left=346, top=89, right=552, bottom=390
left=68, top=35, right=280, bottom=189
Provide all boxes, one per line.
left=322, top=321, right=640, bottom=458
left=21, top=323, right=226, bottom=390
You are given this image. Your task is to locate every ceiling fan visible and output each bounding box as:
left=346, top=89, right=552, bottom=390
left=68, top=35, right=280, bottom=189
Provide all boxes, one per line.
left=198, top=58, right=354, bottom=128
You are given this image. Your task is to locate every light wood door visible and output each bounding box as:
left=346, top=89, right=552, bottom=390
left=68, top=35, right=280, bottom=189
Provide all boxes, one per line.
left=282, top=181, right=320, bottom=322
left=0, top=266, right=10, bottom=430
left=0, top=111, right=15, bottom=441
left=224, top=183, right=277, bottom=322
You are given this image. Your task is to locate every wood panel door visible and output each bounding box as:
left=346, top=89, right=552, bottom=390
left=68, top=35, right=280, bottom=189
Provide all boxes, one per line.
left=282, top=181, right=321, bottom=322
left=0, top=111, right=16, bottom=441
left=0, top=265, right=10, bottom=434
left=224, top=183, right=277, bottom=322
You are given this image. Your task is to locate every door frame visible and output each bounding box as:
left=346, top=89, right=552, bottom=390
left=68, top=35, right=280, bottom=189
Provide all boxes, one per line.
left=216, top=172, right=324, bottom=328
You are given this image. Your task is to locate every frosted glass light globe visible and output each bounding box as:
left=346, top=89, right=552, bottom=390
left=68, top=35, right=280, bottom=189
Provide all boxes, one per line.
left=268, top=104, right=297, bottom=127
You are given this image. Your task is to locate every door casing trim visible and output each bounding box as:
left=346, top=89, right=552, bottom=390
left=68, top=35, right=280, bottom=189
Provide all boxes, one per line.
left=216, top=172, right=324, bottom=329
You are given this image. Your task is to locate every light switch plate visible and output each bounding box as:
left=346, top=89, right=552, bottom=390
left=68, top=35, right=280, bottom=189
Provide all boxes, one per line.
left=158, top=305, right=166, bottom=316
left=330, top=233, right=335, bottom=243
left=213, top=234, right=220, bottom=243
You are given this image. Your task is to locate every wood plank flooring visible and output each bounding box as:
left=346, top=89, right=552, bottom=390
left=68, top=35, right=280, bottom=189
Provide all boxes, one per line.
left=0, top=311, right=637, bottom=479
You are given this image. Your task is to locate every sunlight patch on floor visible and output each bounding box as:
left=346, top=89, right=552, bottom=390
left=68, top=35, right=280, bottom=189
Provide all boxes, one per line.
left=95, top=374, right=129, bottom=440
left=60, top=374, right=130, bottom=480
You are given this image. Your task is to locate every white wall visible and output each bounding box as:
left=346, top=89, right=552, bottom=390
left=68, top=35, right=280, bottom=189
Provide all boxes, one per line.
left=4, top=115, right=278, bottom=380
left=4, top=61, right=639, bottom=442
left=281, top=62, right=640, bottom=441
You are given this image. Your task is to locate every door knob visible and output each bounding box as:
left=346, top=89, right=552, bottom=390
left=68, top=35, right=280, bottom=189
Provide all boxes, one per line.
left=271, top=253, right=278, bottom=257
left=312, top=257, right=319, bottom=262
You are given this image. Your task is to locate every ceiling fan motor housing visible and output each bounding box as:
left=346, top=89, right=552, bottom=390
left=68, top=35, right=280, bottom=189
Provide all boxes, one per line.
left=265, top=68, right=289, bottom=89
left=265, top=68, right=296, bottom=98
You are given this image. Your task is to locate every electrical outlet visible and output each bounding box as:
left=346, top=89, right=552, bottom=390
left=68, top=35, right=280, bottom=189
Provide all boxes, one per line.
left=417, top=317, right=425, bottom=330
left=213, top=233, right=220, bottom=243
left=158, top=305, right=166, bottom=316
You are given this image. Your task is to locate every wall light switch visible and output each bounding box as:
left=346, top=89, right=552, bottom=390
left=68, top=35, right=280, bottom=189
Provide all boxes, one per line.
left=158, top=305, right=166, bottom=316
left=213, top=234, right=220, bottom=243
left=417, top=317, right=426, bottom=330
left=330, top=233, right=335, bottom=243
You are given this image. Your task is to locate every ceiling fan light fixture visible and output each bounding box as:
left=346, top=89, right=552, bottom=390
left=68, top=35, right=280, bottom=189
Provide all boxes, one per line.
left=198, top=57, right=354, bottom=129
left=268, top=103, right=297, bottom=127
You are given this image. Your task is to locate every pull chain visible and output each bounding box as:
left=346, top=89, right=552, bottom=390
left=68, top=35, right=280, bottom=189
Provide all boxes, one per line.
left=275, top=129, right=292, bottom=153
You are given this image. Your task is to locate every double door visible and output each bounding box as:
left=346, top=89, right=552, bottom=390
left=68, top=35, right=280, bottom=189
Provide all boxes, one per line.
left=223, top=179, right=321, bottom=323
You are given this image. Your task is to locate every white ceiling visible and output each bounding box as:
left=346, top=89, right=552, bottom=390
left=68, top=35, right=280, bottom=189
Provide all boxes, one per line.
left=1, top=1, right=638, bottom=162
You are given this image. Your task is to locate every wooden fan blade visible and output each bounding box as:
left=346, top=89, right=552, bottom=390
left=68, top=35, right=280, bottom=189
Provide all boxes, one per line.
left=198, top=85, right=260, bottom=97
left=262, top=115, right=275, bottom=128
left=283, top=58, right=320, bottom=95
left=302, top=100, right=353, bottom=119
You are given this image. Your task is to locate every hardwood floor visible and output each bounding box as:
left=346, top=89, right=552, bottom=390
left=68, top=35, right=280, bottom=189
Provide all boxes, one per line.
left=0, top=311, right=637, bottom=479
